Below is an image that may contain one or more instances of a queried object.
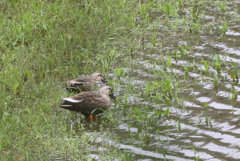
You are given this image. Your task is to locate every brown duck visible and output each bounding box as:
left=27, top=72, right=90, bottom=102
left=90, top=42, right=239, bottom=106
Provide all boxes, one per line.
left=60, top=86, right=116, bottom=116
left=66, top=72, right=108, bottom=93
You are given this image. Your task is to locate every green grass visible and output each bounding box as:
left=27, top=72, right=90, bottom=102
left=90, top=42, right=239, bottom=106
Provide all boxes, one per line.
left=0, top=0, right=238, bottom=160
left=0, top=0, right=140, bottom=160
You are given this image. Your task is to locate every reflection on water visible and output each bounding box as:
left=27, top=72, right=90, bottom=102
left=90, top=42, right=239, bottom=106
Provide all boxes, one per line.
left=83, top=2, right=240, bottom=161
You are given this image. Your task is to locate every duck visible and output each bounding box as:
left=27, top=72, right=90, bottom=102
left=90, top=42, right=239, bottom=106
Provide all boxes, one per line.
left=66, top=72, right=108, bottom=93
left=60, top=86, right=117, bottom=117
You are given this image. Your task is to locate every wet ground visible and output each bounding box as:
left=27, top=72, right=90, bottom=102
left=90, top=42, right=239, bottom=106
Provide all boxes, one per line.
left=68, top=1, right=240, bottom=161
left=79, top=1, right=240, bottom=160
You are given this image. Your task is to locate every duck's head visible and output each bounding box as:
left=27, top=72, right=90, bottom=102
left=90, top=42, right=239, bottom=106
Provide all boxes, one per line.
left=98, top=86, right=117, bottom=100
left=90, top=72, right=108, bottom=83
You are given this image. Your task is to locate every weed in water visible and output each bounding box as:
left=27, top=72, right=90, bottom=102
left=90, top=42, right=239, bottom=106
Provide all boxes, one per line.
left=229, top=62, right=239, bottom=82
left=203, top=103, right=209, bottom=113
left=173, top=50, right=179, bottom=61
left=201, top=59, right=210, bottom=73
left=213, top=74, right=219, bottom=87
left=220, top=22, right=228, bottom=35
left=231, top=87, right=237, bottom=105
left=114, top=67, right=128, bottom=77
left=149, top=32, right=157, bottom=47
left=184, top=66, right=189, bottom=75
left=179, top=45, right=188, bottom=57
left=205, top=116, right=212, bottom=127
left=196, top=156, right=201, bottom=161
left=176, top=120, right=181, bottom=133
left=211, top=54, right=223, bottom=73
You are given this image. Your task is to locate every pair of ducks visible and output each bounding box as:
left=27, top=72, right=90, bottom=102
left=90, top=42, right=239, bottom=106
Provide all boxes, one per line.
left=60, top=72, right=116, bottom=117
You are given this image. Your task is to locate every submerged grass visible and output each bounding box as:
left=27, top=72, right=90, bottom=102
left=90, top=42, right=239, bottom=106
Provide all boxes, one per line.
left=1, top=0, right=238, bottom=160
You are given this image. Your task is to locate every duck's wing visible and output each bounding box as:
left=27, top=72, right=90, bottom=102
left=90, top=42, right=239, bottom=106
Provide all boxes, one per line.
left=62, top=97, right=84, bottom=103
left=62, top=92, right=99, bottom=102
left=59, top=96, right=84, bottom=108
left=71, top=92, right=100, bottom=101
left=60, top=92, right=89, bottom=105
left=69, top=78, right=90, bottom=85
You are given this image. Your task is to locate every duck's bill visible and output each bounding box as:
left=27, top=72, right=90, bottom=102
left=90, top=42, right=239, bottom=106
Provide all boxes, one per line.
left=109, top=93, right=117, bottom=100
left=102, top=79, right=108, bottom=83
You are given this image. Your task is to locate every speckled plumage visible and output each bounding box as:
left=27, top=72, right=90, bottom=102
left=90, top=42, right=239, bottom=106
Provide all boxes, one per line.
left=60, top=86, right=116, bottom=116
left=66, top=72, right=108, bottom=93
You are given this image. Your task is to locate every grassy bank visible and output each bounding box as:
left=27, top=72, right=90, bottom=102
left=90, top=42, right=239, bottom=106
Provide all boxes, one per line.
left=0, top=0, right=140, bottom=160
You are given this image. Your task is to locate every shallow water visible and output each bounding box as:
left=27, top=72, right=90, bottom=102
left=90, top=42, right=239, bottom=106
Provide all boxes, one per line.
left=95, top=1, right=240, bottom=161
left=64, top=1, right=240, bottom=161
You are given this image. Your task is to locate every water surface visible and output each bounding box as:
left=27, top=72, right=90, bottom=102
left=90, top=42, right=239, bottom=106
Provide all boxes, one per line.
left=86, top=1, right=240, bottom=160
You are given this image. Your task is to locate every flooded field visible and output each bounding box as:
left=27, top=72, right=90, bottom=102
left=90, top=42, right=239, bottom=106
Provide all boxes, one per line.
left=84, top=1, right=240, bottom=160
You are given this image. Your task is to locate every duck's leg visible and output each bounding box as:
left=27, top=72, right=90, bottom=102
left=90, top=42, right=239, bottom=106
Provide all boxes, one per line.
left=89, top=115, right=93, bottom=122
